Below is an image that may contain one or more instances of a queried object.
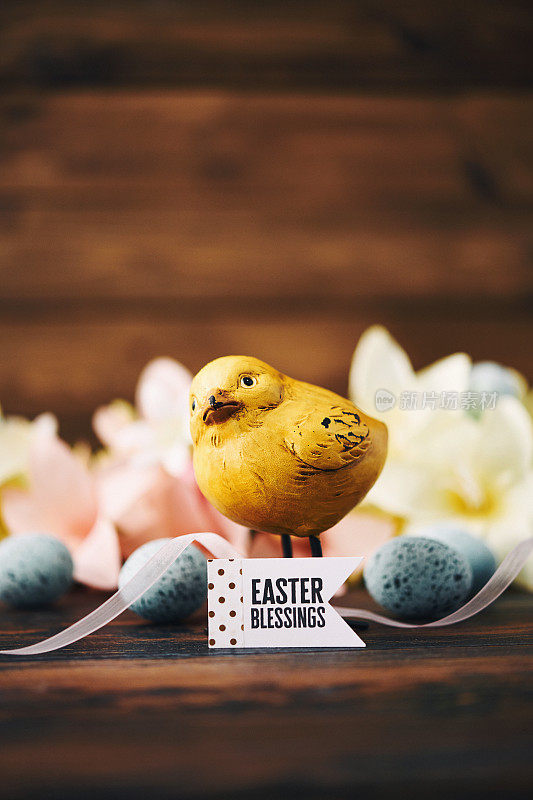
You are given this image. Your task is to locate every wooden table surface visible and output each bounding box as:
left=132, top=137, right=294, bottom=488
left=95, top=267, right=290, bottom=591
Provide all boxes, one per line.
left=0, top=586, right=531, bottom=799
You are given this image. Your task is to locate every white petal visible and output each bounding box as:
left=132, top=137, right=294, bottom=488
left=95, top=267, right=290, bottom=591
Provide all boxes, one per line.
left=475, top=396, right=533, bottom=485
left=485, top=506, right=533, bottom=591
left=0, top=417, right=32, bottom=485
left=136, top=357, right=192, bottom=423
left=417, top=412, right=478, bottom=472
left=161, top=443, right=192, bottom=478
left=112, top=419, right=157, bottom=455
left=417, top=352, right=471, bottom=395
left=366, top=459, right=439, bottom=519
left=93, top=401, right=135, bottom=449
left=32, top=413, right=59, bottom=438
left=349, top=326, right=414, bottom=416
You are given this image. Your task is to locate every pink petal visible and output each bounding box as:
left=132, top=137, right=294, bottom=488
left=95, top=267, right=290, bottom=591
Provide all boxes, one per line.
left=73, top=517, right=122, bottom=590
left=136, top=358, right=192, bottom=423
left=2, top=430, right=97, bottom=547
left=2, top=487, right=47, bottom=535
left=110, top=465, right=211, bottom=557
left=249, top=533, right=317, bottom=558
left=93, top=403, right=134, bottom=449
left=320, top=512, right=396, bottom=566
left=102, top=459, right=250, bottom=558
left=28, top=428, right=97, bottom=543
left=96, top=460, right=161, bottom=522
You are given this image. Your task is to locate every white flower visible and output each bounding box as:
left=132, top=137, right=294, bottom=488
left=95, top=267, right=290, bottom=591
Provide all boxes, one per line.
left=349, top=326, right=533, bottom=589
left=0, top=411, right=57, bottom=487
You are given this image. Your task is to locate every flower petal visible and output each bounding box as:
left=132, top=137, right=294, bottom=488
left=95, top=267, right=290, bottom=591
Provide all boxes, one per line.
left=0, top=417, right=32, bottom=486
left=73, top=517, right=122, bottom=590
left=389, top=353, right=471, bottom=441
left=484, top=477, right=533, bottom=591
left=96, top=460, right=161, bottom=522
left=136, top=357, right=192, bottom=423
left=417, top=352, right=471, bottom=395
left=248, top=532, right=308, bottom=558
left=106, top=464, right=212, bottom=557
left=1, top=486, right=45, bottom=534
left=319, top=511, right=396, bottom=563
left=2, top=428, right=97, bottom=546
left=349, top=326, right=414, bottom=415
left=28, top=427, right=97, bottom=543
left=475, top=396, right=533, bottom=486
left=93, top=401, right=136, bottom=449
left=160, top=441, right=192, bottom=478
left=366, top=459, right=439, bottom=519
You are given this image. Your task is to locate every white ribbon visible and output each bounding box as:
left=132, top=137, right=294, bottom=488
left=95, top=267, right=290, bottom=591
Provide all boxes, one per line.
left=337, top=536, right=533, bottom=628
left=1, top=534, right=532, bottom=655
left=0, top=533, right=241, bottom=656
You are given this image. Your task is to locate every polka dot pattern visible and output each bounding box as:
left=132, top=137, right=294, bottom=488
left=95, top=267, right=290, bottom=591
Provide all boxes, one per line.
left=207, top=559, right=244, bottom=648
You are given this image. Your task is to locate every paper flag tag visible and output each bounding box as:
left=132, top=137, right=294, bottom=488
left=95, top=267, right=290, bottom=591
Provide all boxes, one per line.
left=207, top=556, right=364, bottom=649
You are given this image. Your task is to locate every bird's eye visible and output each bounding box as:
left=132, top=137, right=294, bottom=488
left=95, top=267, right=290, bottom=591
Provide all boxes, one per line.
left=240, top=375, right=257, bottom=388
left=191, top=399, right=196, bottom=411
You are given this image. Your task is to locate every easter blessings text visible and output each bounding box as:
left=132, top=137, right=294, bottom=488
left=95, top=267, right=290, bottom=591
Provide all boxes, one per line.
left=250, top=577, right=326, bottom=629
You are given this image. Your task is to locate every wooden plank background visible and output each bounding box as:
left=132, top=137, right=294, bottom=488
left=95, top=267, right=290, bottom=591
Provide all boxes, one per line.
left=0, top=2, right=532, bottom=441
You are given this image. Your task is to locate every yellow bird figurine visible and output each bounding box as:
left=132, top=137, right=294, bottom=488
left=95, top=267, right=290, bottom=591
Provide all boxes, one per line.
left=190, top=356, right=387, bottom=557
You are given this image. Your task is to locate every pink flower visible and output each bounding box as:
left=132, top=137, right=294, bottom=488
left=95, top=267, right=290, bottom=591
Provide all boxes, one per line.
left=97, top=459, right=248, bottom=558
left=94, top=357, right=193, bottom=477
left=1, top=423, right=121, bottom=590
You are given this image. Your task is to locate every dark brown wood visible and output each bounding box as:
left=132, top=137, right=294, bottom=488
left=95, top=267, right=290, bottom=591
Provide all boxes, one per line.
left=0, top=587, right=531, bottom=799
left=1, top=1, right=532, bottom=91
left=1, top=310, right=532, bottom=444
left=0, top=92, right=531, bottom=306
left=0, top=89, right=531, bottom=442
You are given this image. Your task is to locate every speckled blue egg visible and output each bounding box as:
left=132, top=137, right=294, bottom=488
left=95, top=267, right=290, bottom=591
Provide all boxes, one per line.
left=469, top=361, right=523, bottom=399
left=119, top=538, right=207, bottom=623
left=0, top=534, right=73, bottom=608
left=414, top=525, right=496, bottom=594
left=364, top=536, right=473, bottom=620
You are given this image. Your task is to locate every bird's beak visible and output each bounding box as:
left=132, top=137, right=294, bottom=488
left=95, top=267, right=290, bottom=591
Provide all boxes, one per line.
left=202, top=390, right=242, bottom=425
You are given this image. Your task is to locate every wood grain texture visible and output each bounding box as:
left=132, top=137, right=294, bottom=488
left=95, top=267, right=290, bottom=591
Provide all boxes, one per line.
left=0, top=92, right=531, bottom=305
left=1, top=1, right=532, bottom=90
left=0, top=587, right=531, bottom=799
left=0, top=14, right=531, bottom=445
left=1, top=312, right=532, bottom=443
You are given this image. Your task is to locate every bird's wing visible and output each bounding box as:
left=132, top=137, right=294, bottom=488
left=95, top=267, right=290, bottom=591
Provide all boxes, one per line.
left=286, top=405, right=373, bottom=471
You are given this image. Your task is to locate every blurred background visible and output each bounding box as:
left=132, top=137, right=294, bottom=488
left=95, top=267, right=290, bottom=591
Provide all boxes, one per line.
left=1, top=0, right=532, bottom=443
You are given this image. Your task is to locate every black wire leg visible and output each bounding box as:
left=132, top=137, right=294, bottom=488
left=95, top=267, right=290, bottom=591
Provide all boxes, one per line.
left=310, top=536, right=323, bottom=557
left=281, top=534, right=293, bottom=558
